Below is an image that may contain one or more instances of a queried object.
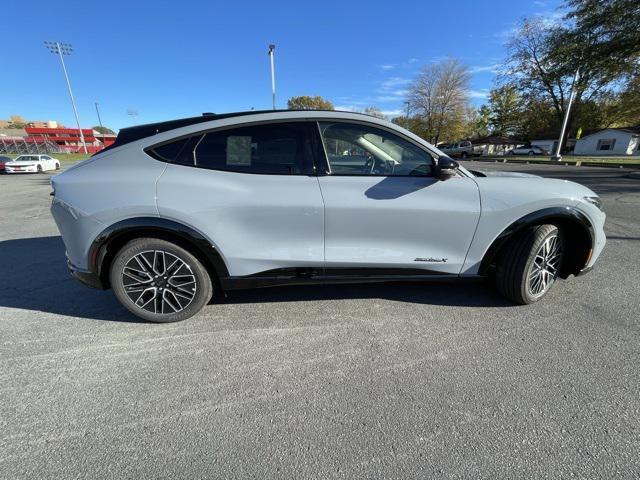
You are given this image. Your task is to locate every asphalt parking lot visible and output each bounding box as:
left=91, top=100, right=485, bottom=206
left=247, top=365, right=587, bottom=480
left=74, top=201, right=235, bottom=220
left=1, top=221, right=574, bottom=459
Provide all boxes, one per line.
left=1, top=162, right=639, bottom=479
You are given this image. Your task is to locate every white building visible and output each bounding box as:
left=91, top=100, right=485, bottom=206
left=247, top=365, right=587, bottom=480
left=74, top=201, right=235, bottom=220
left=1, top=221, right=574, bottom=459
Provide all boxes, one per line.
left=574, top=127, right=640, bottom=156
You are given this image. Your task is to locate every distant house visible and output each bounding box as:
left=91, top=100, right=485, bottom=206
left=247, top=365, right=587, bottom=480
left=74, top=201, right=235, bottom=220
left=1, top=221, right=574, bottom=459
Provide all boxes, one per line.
left=573, top=127, right=640, bottom=156
left=470, top=136, right=525, bottom=156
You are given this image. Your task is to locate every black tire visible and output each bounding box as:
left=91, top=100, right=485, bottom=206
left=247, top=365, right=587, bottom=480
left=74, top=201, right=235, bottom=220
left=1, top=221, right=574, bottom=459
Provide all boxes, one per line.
left=461, top=152, right=468, bottom=159
left=110, top=238, right=213, bottom=323
left=37, top=165, right=43, bottom=173
left=508, top=150, right=514, bottom=156
left=495, top=224, right=564, bottom=305
left=55, top=163, right=60, bottom=170
left=528, top=150, right=535, bottom=156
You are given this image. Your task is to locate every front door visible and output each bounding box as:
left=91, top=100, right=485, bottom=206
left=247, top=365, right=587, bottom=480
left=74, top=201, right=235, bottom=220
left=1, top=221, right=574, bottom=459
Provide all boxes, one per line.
left=316, top=121, right=480, bottom=275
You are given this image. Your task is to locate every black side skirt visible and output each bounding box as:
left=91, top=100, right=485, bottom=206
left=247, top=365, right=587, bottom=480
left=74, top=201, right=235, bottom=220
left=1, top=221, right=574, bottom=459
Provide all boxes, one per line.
left=219, top=267, right=483, bottom=290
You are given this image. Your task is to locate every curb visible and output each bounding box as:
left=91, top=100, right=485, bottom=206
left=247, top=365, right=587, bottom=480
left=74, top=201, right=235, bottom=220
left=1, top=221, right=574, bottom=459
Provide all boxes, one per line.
left=465, top=157, right=640, bottom=170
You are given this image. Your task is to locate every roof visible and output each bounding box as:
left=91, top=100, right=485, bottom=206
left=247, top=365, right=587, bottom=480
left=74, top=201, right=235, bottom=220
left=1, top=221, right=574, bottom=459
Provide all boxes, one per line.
left=103, top=109, right=386, bottom=153
left=471, top=135, right=525, bottom=145
left=579, top=126, right=640, bottom=138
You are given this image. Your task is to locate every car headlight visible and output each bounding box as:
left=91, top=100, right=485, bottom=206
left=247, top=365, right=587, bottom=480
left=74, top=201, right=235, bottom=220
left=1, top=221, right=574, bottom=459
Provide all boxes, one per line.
left=584, top=196, right=604, bottom=212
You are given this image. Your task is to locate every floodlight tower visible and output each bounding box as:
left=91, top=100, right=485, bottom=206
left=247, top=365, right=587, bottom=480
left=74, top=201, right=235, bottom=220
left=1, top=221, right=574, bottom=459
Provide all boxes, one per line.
left=44, top=41, right=87, bottom=154
left=268, top=44, right=276, bottom=110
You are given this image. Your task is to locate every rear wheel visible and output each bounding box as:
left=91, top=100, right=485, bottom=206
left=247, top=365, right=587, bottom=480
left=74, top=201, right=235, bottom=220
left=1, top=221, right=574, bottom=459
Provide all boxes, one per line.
left=110, top=238, right=213, bottom=322
left=496, top=224, right=564, bottom=304
left=55, top=162, right=60, bottom=170
left=461, top=152, right=468, bottom=159
left=528, top=150, right=535, bottom=156
left=37, top=165, right=43, bottom=173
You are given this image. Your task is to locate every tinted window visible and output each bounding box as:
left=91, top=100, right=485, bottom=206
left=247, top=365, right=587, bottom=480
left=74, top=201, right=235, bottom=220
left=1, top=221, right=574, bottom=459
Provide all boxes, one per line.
left=319, top=122, right=434, bottom=176
left=151, top=135, right=202, bottom=165
left=194, top=123, right=314, bottom=174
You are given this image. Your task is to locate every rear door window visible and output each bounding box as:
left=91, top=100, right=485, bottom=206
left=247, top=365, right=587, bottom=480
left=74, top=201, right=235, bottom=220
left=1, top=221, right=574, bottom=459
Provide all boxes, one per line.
left=194, top=123, right=315, bottom=175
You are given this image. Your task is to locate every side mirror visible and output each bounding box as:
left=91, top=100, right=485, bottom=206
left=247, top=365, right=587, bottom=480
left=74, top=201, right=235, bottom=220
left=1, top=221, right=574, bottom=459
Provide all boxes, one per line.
left=436, top=156, right=459, bottom=180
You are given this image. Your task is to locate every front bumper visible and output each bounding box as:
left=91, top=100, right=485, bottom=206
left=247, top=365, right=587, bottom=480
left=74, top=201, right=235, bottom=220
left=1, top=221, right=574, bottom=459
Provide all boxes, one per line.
left=67, top=258, right=107, bottom=290
left=6, top=167, right=38, bottom=173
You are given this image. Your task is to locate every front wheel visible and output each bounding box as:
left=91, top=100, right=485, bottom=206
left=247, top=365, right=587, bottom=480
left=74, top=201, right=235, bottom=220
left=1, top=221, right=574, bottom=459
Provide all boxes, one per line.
left=55, top=162, right=60, bottom=170
left=37, top=165, right=43, bottom=173
left=528, top=151, right=535, bottom=156
left=110, top=238, right=213, bottom=322
left=496, top=224, right=564, bottom=304
left=460, top=152, right=468, bottom=159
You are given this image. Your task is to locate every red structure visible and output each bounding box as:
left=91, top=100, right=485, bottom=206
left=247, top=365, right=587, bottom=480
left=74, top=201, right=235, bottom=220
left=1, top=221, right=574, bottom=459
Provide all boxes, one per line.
left=25, top=127, right=116, bottom=153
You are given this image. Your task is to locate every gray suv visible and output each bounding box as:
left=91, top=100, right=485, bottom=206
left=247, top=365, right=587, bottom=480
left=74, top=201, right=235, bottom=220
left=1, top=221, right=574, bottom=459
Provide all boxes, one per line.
left=50, top=110, right=606, bottom=322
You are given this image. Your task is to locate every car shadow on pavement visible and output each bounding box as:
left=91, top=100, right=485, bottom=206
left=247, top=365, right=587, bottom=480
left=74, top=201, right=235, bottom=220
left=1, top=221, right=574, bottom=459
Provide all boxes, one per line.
left=0, top=236, right=511, bottom=322
left=0, top=235, right=142, bottom=322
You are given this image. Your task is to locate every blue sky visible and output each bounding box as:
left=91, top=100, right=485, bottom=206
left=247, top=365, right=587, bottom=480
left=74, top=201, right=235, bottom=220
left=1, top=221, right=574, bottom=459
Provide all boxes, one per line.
left=1, top=0, right=562, bottom=131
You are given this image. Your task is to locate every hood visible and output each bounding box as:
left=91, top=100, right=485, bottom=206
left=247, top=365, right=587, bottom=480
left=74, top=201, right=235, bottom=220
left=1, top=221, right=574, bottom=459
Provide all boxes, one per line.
left=471, top=169, right=541, bottom=178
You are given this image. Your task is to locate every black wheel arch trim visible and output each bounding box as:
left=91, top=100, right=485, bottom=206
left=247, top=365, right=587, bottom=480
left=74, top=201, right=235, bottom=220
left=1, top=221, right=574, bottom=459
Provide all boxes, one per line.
left=479, top=206, right=595, bottom=276
left=88, top=217, right=229, bottom=288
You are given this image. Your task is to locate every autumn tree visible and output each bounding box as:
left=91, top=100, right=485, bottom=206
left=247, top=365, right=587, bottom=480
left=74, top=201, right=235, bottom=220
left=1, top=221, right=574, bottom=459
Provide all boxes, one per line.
left=287, top=96, right=334, bottom=110
left=407, top=58, right=471, bottom=144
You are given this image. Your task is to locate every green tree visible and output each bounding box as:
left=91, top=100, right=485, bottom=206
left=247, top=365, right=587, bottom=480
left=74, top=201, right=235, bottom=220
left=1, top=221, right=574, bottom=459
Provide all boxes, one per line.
left=486, top=85, right=522, bottom=136
left=287, top=96, right=334, bottom=110
left=93, top=126, right=115, bottom=134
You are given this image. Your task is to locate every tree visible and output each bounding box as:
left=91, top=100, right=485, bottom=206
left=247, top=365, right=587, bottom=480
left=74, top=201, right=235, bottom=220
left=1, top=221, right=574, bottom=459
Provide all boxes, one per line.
left=363, top=106, right=385, bottom=119
left=287, top=96, right=334, bottom=110
left=407, top=58, right=471, bottom=144
left=486, top=85, right=522, bottom=136
left=564, top=0, right=640, bottom=67
left=93, top=126, right=115, bottom=134
left=465, top=106, right=491, bottom=139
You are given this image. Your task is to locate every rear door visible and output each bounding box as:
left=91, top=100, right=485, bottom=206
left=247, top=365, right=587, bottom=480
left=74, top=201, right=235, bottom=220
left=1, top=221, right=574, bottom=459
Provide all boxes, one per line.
left=315, top=121, right=480, bottom=275
left=155, top=122, right=325, bottom=277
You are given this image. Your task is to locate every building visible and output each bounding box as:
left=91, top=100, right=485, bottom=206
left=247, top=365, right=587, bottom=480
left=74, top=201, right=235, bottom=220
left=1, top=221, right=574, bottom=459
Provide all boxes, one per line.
left=27, top=120, right=60, bottom=129
left=471, top=136, right=525, bottom=156
left=25, top=127, right=115, bottom=153
left=573, top=127, right=640, bottom=156
left=0, top=126, right=116, bottom=154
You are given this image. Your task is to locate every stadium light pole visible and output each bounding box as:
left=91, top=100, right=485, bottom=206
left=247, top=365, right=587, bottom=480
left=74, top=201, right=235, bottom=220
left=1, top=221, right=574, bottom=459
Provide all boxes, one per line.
left=44, top=41, right=87, bottom=154
left=95, top=102, right=106, bottom=147
left=268, top=44, right=276, bottom=110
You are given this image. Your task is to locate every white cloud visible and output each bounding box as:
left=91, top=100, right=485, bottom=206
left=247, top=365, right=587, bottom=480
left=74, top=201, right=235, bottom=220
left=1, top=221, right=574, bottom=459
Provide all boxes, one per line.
left=381, top=109, right=402, bottom=117
left=469, top=89, right=490, bottom=99
left=407, top=57, right=419, bottom=64
left=469, top=63, right=501, bottom=74
left=380, top=76, right=411, bottom=89
left=379, top=64, right=396, bottom=70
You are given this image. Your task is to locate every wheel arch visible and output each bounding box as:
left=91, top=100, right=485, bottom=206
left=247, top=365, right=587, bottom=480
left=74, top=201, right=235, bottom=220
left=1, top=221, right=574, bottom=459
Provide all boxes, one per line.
left=89, top=217, right=229, bottom=289
left=479, top=207, right=594, bottom=278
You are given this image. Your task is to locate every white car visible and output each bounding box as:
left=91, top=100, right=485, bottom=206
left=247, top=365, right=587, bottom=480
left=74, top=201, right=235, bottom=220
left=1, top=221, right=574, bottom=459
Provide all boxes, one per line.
left=5, top=155, right=61, bottom=174
left=509, top=145, right=549, bottom=156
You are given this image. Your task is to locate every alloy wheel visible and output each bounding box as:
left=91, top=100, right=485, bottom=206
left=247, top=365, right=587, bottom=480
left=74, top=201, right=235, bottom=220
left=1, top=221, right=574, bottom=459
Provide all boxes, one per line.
left=527, top=235, right=562, bottom=297
left=121, top=250, right=197, bottom=314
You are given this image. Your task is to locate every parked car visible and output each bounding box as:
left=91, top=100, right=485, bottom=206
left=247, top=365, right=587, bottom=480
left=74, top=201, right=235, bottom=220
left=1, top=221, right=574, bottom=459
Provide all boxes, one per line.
left=50, top=110, right=606, bottom=322
left=440, top=140, right=482, bottom=159
left=509, top=145, right=549, bottom=156
left=0, top=155, right=11, bottom=172
left=5, top=155, right=61, bottom=173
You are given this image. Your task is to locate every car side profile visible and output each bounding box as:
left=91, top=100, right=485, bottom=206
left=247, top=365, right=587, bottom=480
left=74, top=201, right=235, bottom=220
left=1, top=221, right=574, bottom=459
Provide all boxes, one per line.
left=509, top=145, right=549, bottom=156
left=6, top=154, right=60, bottom=173
left=50, top=110, right=606, bottom=322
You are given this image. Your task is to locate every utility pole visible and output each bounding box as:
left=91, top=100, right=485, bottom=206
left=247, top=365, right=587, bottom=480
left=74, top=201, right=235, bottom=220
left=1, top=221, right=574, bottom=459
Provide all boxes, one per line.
left=268, top=44, right=276, bottom=110
left=552, top=68, right=580, bottom=161
left=44, top=41, right=88, bottom=154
